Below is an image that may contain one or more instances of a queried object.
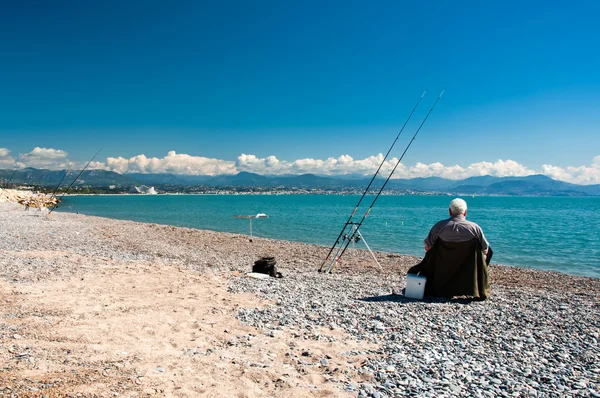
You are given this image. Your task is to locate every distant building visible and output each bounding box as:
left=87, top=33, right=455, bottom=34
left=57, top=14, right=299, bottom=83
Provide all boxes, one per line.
left=134, top=185, right=157, bottom=194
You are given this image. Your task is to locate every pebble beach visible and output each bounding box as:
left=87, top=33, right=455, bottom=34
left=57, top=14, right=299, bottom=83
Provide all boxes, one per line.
left=1, top=198, right=599, bottom=397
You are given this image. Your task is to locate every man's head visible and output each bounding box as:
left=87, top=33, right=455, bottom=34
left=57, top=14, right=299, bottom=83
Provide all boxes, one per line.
left=449, top=198, right=468, bottom=216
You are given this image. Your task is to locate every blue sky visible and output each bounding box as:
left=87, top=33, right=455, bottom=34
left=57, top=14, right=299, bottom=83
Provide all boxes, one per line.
left=1, top=1, right=599, bottom=183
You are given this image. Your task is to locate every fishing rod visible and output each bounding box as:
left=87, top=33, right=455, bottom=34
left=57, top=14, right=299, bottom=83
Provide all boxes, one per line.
left=1, top=164, right=20, bottom=189
left=20, top=169, right=49, bottom=210
left=48, top=148, right=102, bottom=215
left=325, top=88, right=445, bottom=273
left=0, top=163, right=22, bottom=199
left=5, top=167, right=19, bottom=188
left=31, top=169, right=47, bottom=191
left=0, top=152, right=38, bottom=193
left=318, top=90, right=428, bottom=272
left=49, top=165, right=72, bottom=201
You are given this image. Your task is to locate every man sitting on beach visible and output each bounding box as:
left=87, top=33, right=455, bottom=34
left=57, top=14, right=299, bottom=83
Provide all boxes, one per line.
left=424, top=198, right=489, bottom=255
left=408, top=198, right=492, bottom=299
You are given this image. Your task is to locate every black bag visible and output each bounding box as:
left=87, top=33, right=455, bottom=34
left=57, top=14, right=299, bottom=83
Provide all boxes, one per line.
left=253, top=257, right=282, bottom=278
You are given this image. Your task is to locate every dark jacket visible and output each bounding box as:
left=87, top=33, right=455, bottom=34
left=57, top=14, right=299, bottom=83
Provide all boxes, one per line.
left=408, top=238, right=491, bottom=299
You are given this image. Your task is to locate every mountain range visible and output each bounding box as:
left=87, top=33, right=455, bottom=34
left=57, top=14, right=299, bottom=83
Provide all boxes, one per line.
left=1, top=167, right=599, bottom=196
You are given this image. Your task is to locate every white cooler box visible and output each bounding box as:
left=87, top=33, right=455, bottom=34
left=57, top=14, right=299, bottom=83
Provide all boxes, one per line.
left=405, top=274, right=427, bottom=300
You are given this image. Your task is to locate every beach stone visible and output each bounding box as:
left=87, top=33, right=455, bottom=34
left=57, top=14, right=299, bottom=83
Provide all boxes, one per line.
left=361, top=383, right=374, bottom=393
left=450, top=384, right=461, bottom=393
left=345, top=383, right=357, bottom=392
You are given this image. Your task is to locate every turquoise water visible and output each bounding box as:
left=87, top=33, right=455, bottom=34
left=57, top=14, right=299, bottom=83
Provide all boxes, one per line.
left=58, top=195, right=600, bottom=278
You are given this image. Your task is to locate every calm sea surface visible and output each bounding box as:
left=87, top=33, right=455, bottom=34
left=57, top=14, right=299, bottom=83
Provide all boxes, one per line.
left=58, top=195, right=600, bottom=278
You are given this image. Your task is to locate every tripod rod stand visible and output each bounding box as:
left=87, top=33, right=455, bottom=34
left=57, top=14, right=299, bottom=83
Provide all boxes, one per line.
left=325, top=222, right=382, bottom=272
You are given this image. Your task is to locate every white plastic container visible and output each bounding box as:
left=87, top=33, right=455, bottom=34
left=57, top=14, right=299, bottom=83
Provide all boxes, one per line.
left=405, top=274, right=427, bottom=300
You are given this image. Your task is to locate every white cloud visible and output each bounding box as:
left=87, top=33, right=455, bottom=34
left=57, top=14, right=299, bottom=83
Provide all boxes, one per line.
left=103, top=151, right=237, bottom=176
left=236, top=154, right=600, bottom=185
left=88, top=161, right=107, bottom=170
left=0, top=148, right=15, bottom=168
left=19, top=147, right=70, bottom=169
left=391, top=159, right=537, bottom=180
left=236, top=153, right=397, bottom=176
left=541, top=155, right=600, bottom=185
left=236, top=154, right=539, bottom=180
left=4, top=146, right=600, bottom=185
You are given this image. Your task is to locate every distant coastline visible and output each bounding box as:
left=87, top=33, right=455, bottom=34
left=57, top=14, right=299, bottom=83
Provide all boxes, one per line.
left=2, top=167, right=599, bottom=197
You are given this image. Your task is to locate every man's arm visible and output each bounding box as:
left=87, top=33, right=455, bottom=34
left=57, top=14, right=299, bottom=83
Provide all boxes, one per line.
left=478, top=226, right=490, bottom=253
left=424, top=221, right=443, bottom=252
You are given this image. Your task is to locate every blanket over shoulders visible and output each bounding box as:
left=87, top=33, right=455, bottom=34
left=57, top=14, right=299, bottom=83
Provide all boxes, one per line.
left=408, top=238, right=491, bottom=299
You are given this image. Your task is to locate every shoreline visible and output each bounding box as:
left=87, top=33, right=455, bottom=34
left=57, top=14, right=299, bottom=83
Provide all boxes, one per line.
left=58, top=208, right=598, bottom=285
left=55, top=195, right=599, bottom=280
left=7, top=193, right=598, bottom=284
left=1, top=201, right=599, bottom=396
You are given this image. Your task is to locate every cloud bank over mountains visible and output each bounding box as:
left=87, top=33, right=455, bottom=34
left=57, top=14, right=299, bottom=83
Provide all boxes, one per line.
left=104, top=151, right=238, bottom=176
left=1, top=147, right=599, bottom=185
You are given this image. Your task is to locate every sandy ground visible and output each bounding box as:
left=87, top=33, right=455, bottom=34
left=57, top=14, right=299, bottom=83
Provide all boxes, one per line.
left=0, top=204, right=376, bottom=397
left=1, top=260, right=373, bottom=397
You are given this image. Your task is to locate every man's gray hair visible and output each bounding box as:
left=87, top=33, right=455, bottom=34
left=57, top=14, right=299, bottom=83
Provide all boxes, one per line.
left=449, top=198, right=468, bottom=215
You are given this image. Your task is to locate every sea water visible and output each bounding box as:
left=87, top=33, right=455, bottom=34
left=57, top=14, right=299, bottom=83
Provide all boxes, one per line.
left=58, top=195, right=600, bottom=278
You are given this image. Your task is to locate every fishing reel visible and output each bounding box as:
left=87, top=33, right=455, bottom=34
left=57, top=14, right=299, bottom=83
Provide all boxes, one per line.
left=342, top=233, right=361, bottom=243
